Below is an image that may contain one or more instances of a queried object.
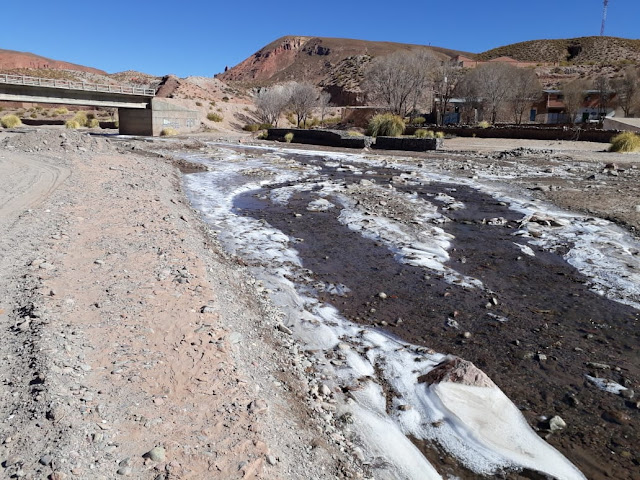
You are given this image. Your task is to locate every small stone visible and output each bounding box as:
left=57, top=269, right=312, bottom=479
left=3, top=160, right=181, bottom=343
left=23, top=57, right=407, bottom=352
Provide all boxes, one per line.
left=200, top=305, right=216, bottom=314
left=620, top=389, right=634, bottom=400
left=3, top=455, right=22, bottom=467
left=116, top=467, right=132, bottom=476
left=144, top=447, right=166, bottom=462
left=587, top=362, right=610, bottom=370
left=398, top=404, right=412, bottom=411
left=94, top=259, right=104, bottom=265
left=549, top=415, right=566, bottom=432
left=537, top=353, right=547, bottom=361
left=320, top=384, right=331, bottom=396
left=277, top=324, right=292, bottom=335
left=266, top=454, right=277, bottom=466
left=378, top=292, right=387, bottom=299
left=462, top=331, right=472, bottom=339
left=49, top=473, right=67, bottom=480
left=248, top=399, right=268, bottom=414
left=39, top=455, right=52, bottom=466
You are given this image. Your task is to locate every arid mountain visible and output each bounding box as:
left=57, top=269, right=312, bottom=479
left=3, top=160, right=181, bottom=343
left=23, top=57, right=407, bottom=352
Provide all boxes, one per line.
left=220, top=35, right=640, bottom=101
left=0, top=48, right=106, bottom=75
left=477, top=36, right=640, bottom=64
left=217, top=36, right=471, bottom=104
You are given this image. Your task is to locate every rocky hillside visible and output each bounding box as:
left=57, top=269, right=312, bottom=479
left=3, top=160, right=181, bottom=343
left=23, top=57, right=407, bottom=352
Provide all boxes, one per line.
left=217, top=36, right=471, bottom=104
left=477, top=36, right=640, bottom=64
left=0, top=48, right=107, bottom=75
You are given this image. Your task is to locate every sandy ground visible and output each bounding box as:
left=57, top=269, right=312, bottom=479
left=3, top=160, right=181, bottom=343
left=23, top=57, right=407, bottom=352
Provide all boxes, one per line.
left=1, top=127, right=638, bottom=480
left=0, top=128, right=360, bottom=479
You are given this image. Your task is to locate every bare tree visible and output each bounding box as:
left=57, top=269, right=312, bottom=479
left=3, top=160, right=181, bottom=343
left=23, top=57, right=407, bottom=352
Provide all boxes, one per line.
left=454, top=73, right=481, bottom=124
left=317, top=91, right=332, bottom=126
left=432, top=62, right=463, bottom=125
left=464, top=63, right=517, bottom=124
left=509, top=68, right=541, bottom=124
left=363, top=50, right=437, bottom=118
left=255, top=85, right=291, bottom=127
left=594, top=75, right=611, bottom=121
left=562, top=79, right=588, bottom=124
left=288, top=82, right=318, bottom=127
left=612, top=67, right=639, bottom=117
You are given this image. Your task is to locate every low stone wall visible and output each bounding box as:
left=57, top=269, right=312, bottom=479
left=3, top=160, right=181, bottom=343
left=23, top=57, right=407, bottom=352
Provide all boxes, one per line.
left=405, top=125, right=617, bottom=143
left=373, top=136, right=442, bottom=152
left=267, top=128, right=372, bottom=148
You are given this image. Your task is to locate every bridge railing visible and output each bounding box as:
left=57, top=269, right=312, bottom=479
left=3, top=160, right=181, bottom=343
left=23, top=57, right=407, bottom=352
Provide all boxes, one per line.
left=0, top=74, right=156, bottom=96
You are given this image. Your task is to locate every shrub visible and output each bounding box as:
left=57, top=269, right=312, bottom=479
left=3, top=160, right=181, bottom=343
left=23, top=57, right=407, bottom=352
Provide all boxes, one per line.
left=257, top=131, right=268, bottom=140
left=477, top=121, right=491, bottom=129
left=65, top=120, right=81, bottom=129
left=160, top=127, right=178, bottom=136
left=244, top=123, right=260, bottom=132
left=346, top=130, right=363, bottom=137
left=411, top=116, right=426, bottom=125
left=286, top=112, right=296, bottom=125
left=71, top=111, right=88, bottom=127
left=30, top=113, right=38, bottom=119
left=207, top=113, right=223, bottom=122
left=87, top=118, right=100, bottom=128
left=323, top=117, right=341, bottom=126
left=435, top=131, right=445, bottom=139
left=367, top=113, right=405, bottom=137
left=415, top=129, right=434, bottom=139
left=284, top=132, right=294, bottom=143
left=1, top=114, right=22, bottom=128
left=609, top=132, right=640, bottom=153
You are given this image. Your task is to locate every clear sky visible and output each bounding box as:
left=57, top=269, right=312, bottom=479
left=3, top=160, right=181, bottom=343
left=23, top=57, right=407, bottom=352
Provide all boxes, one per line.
left=2, top=0, right=639, bottom=77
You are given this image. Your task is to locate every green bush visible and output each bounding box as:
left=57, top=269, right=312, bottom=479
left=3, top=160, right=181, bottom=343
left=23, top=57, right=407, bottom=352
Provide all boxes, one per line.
left=367, top=113, right=405, bottom=137
left=65, top=120, right=81, bottom=129
left=346, top=130, right=363, bottom=137
left=207, top=113, right=223, bottom=122
left=257, top=131, right=268, bottom=140
left=477, top=121, right=491, bottom=129
left=435, top=131, right=445, bottom=139
left=284, top=132, right=294, bottom=143
left=53, top=107, right=69, bottom=116
left=323, top=117, right=341, bottom=126
left=87, top=118, right=100, bottom=128
left=415, top=129, right=434, bottom=139
left=160, top=127, right=178, bottom=136
left=609, top=132, right=640, bottom=153
left=411, top=116, right=426, bottom=125
left=1, top=114, right=22, bottom=128
left=286, top=112, right=296, bottom=125
left=30, top=113, right=38, bottom=119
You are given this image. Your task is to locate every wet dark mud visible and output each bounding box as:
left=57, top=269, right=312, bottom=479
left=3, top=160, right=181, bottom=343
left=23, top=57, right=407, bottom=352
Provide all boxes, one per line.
left=231, top=152, right=640, bottom=479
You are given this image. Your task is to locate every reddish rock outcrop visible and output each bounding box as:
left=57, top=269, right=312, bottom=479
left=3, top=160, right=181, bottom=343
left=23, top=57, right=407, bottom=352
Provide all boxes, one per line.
left=418, top=357, right=497, bottom=388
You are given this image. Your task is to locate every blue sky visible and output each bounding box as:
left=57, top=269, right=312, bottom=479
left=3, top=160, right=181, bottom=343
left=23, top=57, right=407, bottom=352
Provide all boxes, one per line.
left=2, top=0, right=639, bottom=77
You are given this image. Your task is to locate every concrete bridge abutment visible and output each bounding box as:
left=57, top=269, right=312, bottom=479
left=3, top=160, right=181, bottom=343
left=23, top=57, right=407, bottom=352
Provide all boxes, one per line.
left=118, top=98, right=200, bottom=136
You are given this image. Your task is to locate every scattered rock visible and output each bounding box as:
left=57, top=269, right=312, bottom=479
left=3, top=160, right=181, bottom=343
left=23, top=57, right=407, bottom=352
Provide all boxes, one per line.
left=144, top=447, right=166, bottom=462
left=548, top=416, right=566, bottom=432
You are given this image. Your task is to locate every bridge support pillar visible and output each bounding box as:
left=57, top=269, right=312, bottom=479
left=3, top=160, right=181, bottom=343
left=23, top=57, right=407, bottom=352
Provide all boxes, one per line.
left=118, top=99, right=200, bottom=136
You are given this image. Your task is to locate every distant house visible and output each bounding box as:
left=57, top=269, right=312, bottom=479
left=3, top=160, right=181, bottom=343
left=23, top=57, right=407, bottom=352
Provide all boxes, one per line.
left=451, top=55, right=547, bottom=69
left=532, top=89, right=617, bottom=124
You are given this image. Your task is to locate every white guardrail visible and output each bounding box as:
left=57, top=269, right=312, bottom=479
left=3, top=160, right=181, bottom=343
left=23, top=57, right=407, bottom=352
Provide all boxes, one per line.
left=0, top=74, right=156, bottom=96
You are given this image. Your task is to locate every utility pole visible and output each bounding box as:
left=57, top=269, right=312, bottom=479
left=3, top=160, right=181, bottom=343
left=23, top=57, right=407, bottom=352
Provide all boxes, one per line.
left=601, top=0, right=609, bottom=36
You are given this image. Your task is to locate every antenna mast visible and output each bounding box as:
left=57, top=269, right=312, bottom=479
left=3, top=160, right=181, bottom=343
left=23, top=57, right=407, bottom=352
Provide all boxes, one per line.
left=601, top=0, right=609, bottom=36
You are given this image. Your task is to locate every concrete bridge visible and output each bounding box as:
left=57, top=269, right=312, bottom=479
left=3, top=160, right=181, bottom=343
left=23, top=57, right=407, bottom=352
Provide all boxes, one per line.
left=0, top=74, right=199, bottom=136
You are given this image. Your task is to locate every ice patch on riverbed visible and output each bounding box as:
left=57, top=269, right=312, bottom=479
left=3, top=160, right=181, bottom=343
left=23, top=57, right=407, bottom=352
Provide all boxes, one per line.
left=183, top=145, right=586, bottom=480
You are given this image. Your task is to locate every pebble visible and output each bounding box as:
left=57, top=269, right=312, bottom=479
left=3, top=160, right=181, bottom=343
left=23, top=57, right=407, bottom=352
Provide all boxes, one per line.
left=277, top=324, right=292, bottom=335
left=144, top=446, right=166, bottom=462
left=549, top=416, right=566, bottom=431
left=320, top=384, right=331, bottom=396
left=266, top=454, right=278, bottom=466
left=116, top=467, right=132, bottom=476
left=39, top=455, right=52, bottom=466
left=378, top=292, right=387, bottom=299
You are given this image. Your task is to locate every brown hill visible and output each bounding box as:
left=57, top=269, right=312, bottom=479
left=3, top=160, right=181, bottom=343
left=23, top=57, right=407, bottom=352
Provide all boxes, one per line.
left=0, top=48, right=106, bottom=75
left=218, top=36, right=472, bottom=104
left=219, top=36, right=471, bottom=84
left=477, top=36, right=640, bottom=64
